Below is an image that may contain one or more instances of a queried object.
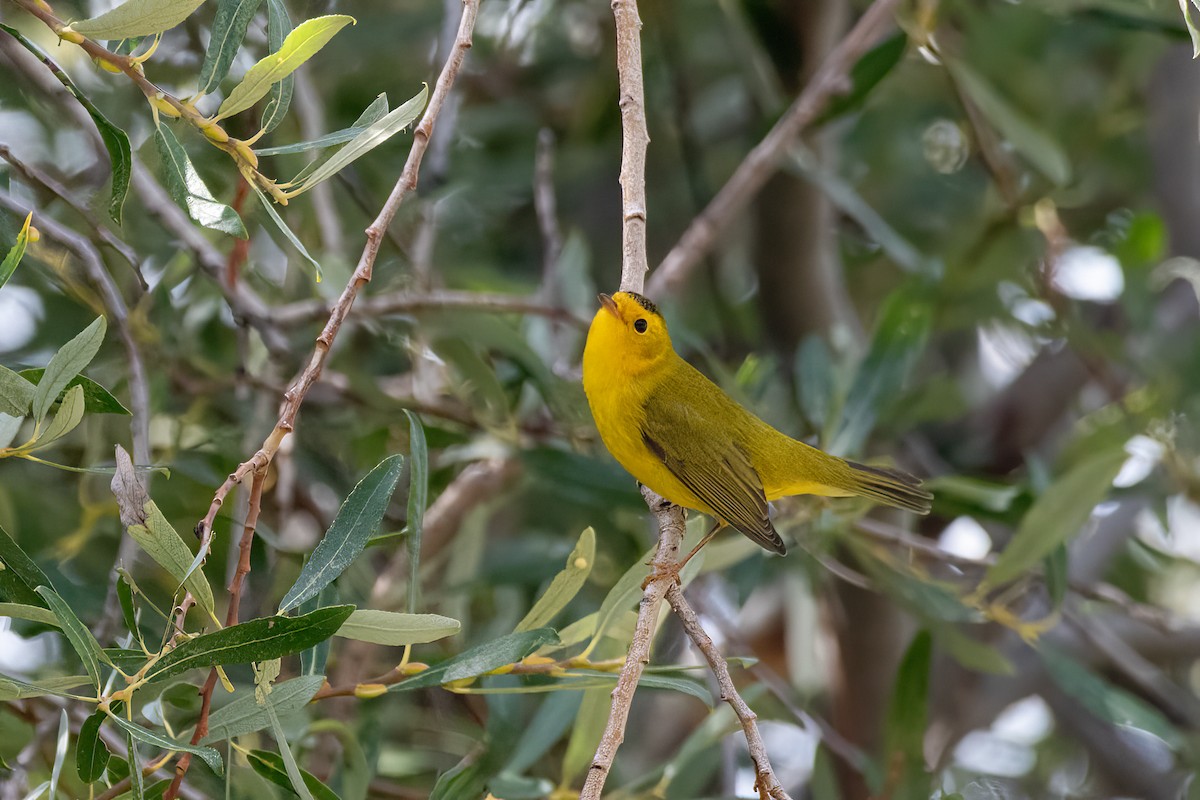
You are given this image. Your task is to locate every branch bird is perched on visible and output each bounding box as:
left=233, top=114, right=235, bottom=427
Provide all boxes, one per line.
left=582, top=291, right=932, bottom=562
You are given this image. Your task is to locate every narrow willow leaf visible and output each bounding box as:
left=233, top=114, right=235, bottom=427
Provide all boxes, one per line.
left=258, top=0, right=294, bottom=137
left=154, top=123, right=247, bottom=238
left=430, top=755, right=487, bottom=800
left=145, top=605, right=354, bottom=685
left=504, top=691, right=582, bottom=774
left=116, top=574, right=144, bottom=649
left=0, top=674, right=90, bottom=701
left=199, top=675, right=324, bottom=745
left=290, top=86, right=426, bottom=192
left=405, top=411, right=427, bottom=614
left=19, top=369, right=130, bottom=415
left=883, top=631, right=933, bottom=800
left=0, top=524, right=52, bottom=607
left=49, top=709, right=68, bottom=799
left=197, top=0, right=264, bottom=94
left=516, top=527, right=595, bottom=632
left=279, top=455, right=405, bottom=612
left=286, top=93, right=392, bottom=184
left=34, top=384, right=84, bottom=447
left=945, top=57, right=1071, bottom=186
left=0, top=211, right=31, bottom=292
left=0, top=365, right=35, bottom=418
left=831, top=291, right=931, bottom=456
left=1041, top=646, right=1183, bottom=749
left=815, top=32, right=907, bottom=125
left=335, top=610, right=460, bottom=646
left=389, top=628, right=559, bottom=693
left=126, top=500, right=217, bottom=621
left=266, top=704, right=319, bottom=800
left=250, top=184, right=322, bottom=280
left=0, top=25, right=132, bottom=224
left=256, top=93, right=387, bottom=157
left=32, top=316, right=106, bottom=424
left=984, top=446, right=1127, bottom=587
left=561, top=688, right=610, bottom=784
left=1179, top=0, right=1200, bottom=57
left=0, top=602, right=59, bottom=626
left=77, top=711, right=111, bottom=783
left=247, top=749, right=338, bottom=800
left=66, top=0, right=206, bottom=39
left=107, top=713, right=224, bottom=775
left=216, top=15, right=356, bottom=121
left=126, top=728, right=144, bottom=799
left=36, top=586, right=106, bottom=690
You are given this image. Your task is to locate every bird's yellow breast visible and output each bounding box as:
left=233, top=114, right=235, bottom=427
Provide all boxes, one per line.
left=581, top=321, right=713, bottom=515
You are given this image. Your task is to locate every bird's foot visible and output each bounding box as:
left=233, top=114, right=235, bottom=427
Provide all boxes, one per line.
left=641, top=560, right=683, bottom=590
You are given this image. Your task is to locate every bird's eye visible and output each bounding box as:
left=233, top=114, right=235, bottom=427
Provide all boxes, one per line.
left=634, top=318, right=648, bottom=333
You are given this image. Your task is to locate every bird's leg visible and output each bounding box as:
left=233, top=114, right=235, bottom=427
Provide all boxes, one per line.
left=641, top=521, right=724, bottom=589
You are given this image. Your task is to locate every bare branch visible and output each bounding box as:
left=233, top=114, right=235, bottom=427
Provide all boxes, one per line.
left=647, top=0, right=902, bottom=298
left=579, top=487, right=686, bottom=800
left=612, top=0, right=651, bottom=294
left=666, top=584, right=793, bottom=800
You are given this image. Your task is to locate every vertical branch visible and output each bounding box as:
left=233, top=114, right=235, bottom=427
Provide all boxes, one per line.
left=612, top=0, right=651, bottom=294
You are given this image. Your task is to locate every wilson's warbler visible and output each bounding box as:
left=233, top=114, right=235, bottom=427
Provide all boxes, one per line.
left=582, top=291, right=932, bottom=556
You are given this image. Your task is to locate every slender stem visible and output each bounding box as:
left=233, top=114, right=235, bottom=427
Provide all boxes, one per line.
left=579, top=488, right=685, bottom=800
left=666, top=585, right=792, bottom=800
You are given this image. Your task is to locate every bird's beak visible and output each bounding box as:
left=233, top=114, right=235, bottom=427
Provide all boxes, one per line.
left=598, top=293, right=619, bottom=317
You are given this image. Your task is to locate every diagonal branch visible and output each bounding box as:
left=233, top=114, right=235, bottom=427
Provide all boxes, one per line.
left=646, top=0, right=902, bottom=298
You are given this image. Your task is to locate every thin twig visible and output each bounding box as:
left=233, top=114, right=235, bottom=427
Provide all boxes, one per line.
left=612, top=0, right=651, bottom=292
left=165, top=467, right=267, bottom=799
left=267, top=288, right=586, bottom=328
left=579, top=487, right=686, bottom=799
left=647, top=0, right=902, bottom=298
left=666, top=585, right=792, bottom=800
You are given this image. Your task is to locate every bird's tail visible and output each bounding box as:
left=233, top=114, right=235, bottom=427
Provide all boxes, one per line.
left=841, top=460, right=933, bottom=515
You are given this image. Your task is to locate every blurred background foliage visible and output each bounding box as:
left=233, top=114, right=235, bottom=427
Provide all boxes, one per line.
left=1, top=0, right=1200, bottom=797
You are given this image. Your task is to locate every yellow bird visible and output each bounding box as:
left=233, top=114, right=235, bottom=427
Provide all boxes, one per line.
left=582, top=291, right=932, bottom=556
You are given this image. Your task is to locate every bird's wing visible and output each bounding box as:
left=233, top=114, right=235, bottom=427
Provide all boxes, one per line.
left=639, top=390, right=784, bottom=555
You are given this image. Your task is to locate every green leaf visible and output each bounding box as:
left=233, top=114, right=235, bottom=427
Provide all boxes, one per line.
left=0, top=365, right=36, bottom=418
left=145, top=605, right=354, bottom=685
left=561, top=688, right=610, bottom=784
left=516, top=527, right=595, bottom=632
left=66, top=0, right=206, bottom=39
left=0, top=211, right=31, bottom=292
left=32, top=316, right=106, bottom=424
left=945, top=57, right=1071, bottom=186
left=923, top=476, right=1019, bottom=514
left=266, top=703, right=320, bottom=800
left=935, top=627, right=1014, bottom=676
left=1045, top=543, right=1068, bottom=610
left=1041, top=646, right=1183, bottom=749
left=49, top=709, right=68, bottom=800
left=0, top=524, right=52, bottom=606
left=126, top=500, right=217, bottom=623
left=831, top=291, right=931, bottom=455
left=279, top=455, right=405, bottom=612
left=246, top=749, right=338, bottom=800
left=883, top=631, right=932, bottom=800
left=1179, top=0, right=1200, bottom=57
left=106, top=712, right=224, bottom=776
left=197, top=0, right=264, bottom=95
left=200, top=675, right=325, bottom=745
left=0, top=25, right=131, bottom=224
left=19, top=369, right=130, bottom=415
left=430, top=755, right=487, bottom=800
left=0, top=602, right=58, bottom=626
left=153, top=123, right=247, bottom=238
left=335, top=610, right=460, bottom=646
left=504, top=691, right=581, bottom=774
left=984, top=446, right=1127, bottom=587
left=815, top=32, right=907, bottom=125
left=33, top=384, right=84, bottom=447
left=117, top=574, right=144, bottom=648
left=36, top=585, right=107, bottom=690
left=0, top=674, right=91, bottom=701
left=289, top=86, right=427, bottom=192
left=250, top=184, right=322, bottom=280
left=216, top=15, right=356, bottom=121
left=405, top=410, right=427, bottom=614
left=256, top=93, right=388, bottom=156
left=258, top=0, right=294, bottom=137
left=389, top=628, right=559, bottom=692
left=77, top=711, right=111, bottom=783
